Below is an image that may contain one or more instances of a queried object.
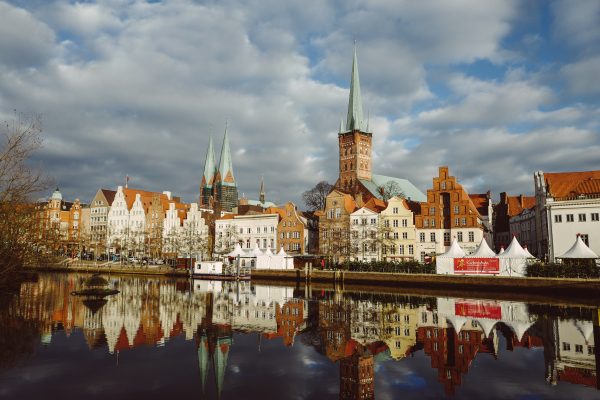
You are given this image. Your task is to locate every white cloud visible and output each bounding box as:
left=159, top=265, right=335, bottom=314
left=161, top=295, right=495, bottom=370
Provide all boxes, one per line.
left=562, top=56, right=600, bottom=96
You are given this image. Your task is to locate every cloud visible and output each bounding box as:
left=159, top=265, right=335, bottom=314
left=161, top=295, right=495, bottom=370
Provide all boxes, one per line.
left=0, top=2, right=55, bottom=68
left=0, top=0, right=597, bottom=208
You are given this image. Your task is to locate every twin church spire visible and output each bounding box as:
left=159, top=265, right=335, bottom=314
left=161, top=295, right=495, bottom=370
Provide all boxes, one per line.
left=200, top=124, right=238, bottom=211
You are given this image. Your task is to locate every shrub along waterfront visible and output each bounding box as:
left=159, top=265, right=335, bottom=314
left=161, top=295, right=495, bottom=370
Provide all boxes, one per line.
left=328, top=260, right=436, bottom=274
left=526, top=262, right=600, bottom=279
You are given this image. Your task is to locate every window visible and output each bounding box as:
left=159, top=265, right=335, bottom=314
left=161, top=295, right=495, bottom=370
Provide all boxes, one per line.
left=393, top=219, right=399, bottom=227
left=454, top=205, right=459, bottom=214
left=591, top=213, right=599, bottom=221
left=393, top=232, right=399, bottom=239
left=408, top=245, right=414, bottom=255
left=402, top=232, right=408, bottom=240
left=468, top=231, right=475, bottom=242
left=430, top=207, right=435, bottom=215
left=455, top=217, right=459, bottom=226
left=361, top=218, right=367, bottom=225
left=424, top=219, right=429, bottom=227
left=575, top=344, right=583, bottom=353
left=566, top=214, right=574, bottom=222
left=353, top=219, right=358, bottom=225
left=589, top=346, right=595, bottom=355
left=420, top=252, right=426, bottom=262
left=555, top=215, right=562, bottom=223
left=420, top=233, right=425, bottom=242
left=399, top=245, right=404, bottom=255
left=370, top=218, right=376, bottom=225
left=402, top=219, right=408, bottom=227
left=461, top=217, right=466, bottom=226
left=431, top=219, right=436, bottom=227
left=335, top=208, right=341, bottom=219
left=430, top=232, right=436, bottom=242
left=444, top=232, right=450, bottom=243
left=441, top=182, right=446, bottom=190
left=393, top=207, right=398, bottom=214
left=457, top=232, right=463, bottom=242
left=580, top=234, right=589, bottom=246
left=578, top=214, right=586, bottom=222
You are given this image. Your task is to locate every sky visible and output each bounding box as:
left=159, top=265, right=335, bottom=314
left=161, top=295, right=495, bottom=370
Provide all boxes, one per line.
left=0, top=0, right=599, bottom=207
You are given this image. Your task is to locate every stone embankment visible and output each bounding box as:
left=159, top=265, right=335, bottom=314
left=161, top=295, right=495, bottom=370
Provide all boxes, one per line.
left=251, top=269, right=600, bottom=304
left=25, top=261, right=188, bottom=277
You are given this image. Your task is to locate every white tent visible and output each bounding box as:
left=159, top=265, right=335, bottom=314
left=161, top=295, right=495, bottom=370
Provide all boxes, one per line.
left=477, top=319, right=498, bottom=338
left=498, top=247, right=505, bottom=255
left=523, top=246, right=536, bottom=259
left=441, top=239, right=466, bottom=258
left=227, top=243, right=244, bottom=258
left=498, top=236, right=531, bottom=259
left=436, top=239, right=466, bottom=274
left=446, top=315, right=468, bottom=334
left=467, top=238, right=496, bottom=258
left=498, top=237, right=534, bottom=277
left=557, top=236, right=599, bottom=259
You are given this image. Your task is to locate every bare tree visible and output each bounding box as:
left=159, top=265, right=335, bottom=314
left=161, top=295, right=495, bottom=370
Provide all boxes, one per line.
left=302, top=181, right=333, bottom=211
left=0, top=113, right=51, bottom=281
left=378, top=180, right=404, bottom=202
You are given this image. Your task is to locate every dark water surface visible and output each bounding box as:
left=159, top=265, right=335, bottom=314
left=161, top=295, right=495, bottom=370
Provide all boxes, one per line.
left=1, top=273, right=599, bottom=399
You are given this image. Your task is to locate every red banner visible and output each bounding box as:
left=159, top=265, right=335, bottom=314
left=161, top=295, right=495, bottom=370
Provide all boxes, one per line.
left=455, top=301, right=502, bottom=320
left=454, top=258, right=499, bottom=275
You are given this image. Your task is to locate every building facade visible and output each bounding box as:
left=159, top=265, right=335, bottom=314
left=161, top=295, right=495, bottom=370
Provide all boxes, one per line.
left=534, top=170, right=600, bottom=261
left=214, top=213, right=279, bottom=255
left=380, top=196, right=418, bottom=262
left=415, top=167, right=485, bottom=255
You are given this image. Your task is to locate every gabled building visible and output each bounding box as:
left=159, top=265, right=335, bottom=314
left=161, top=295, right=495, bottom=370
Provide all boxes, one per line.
left=333, top=46, right=426, bottom=205
left=415, top=167, right=486, bottom=255
left=493, top=192, right=535, bottom=252
left=274, top=202, right=317, bottom=255
left=199, top=125, right=239, bottom=212
left=89, top=189, right=116, bottom=255
left=534, top=169, right=600, bottom=261
left=380, top=196, right=419, bottom=262
left=319, top=189, right=358, bottom=262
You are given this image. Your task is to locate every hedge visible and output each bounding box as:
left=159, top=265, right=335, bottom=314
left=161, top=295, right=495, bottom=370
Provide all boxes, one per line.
left=526, top=261, right=600, bottom=279
left=329, top=260, right=435, bottom=274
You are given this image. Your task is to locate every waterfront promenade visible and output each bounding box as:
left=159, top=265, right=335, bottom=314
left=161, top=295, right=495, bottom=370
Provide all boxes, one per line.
left=23, top=260, right=600, bottom=305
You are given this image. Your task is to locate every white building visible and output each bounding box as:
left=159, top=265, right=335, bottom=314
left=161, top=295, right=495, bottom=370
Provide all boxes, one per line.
left=534, top=170, right=600, bottom=261
left=350, top=206, right=380, bottom=262
left=214, top=213, right=279, bottom=255
left=380, top=196, right=418, bottom=262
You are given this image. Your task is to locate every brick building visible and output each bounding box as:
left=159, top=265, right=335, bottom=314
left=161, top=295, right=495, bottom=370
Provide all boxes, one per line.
left=415, top=166, right=487, bottom=255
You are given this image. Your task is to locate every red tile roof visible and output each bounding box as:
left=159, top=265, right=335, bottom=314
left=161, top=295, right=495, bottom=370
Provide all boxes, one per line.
left=544, top=170, right=600, bottom=198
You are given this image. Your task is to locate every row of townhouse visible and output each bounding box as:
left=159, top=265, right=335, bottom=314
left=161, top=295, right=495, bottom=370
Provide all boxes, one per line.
left=39, top=185, right=211, bottom=260
left=319, top=167, right=492, bottom=263
left=213, top=202, right=318, bottom=256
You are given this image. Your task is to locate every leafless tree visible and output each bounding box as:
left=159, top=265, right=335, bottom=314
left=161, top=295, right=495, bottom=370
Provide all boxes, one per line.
left=0, top=113, right=51, bottom=282
left=302, top=181, right=333, bottom=211
left=378, top=180, right=404, bottom=202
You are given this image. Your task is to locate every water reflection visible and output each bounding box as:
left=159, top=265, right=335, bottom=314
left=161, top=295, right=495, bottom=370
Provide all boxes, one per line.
left=1, top=273, right=599, bottom=399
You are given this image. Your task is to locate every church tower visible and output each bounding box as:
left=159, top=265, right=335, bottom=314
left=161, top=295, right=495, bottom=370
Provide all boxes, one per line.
left=336, top=45, right=372, bottom=194
left=259, top=176, right=265, bottom=204
left=200, top=135, right=216, bottom=208
left=214, top=124, right=238, bottom=212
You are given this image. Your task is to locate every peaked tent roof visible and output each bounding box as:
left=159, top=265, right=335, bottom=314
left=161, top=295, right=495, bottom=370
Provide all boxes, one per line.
left=359, top=174, right=427, bottom=202
left=467, top=238, right=496, bottom=258
left=498, top=236, right=532, bottom=258
left=218, top=125, right=235, bottom=186
left=439, top=239, right=466, bottom=258
left=346, top=45, right=365, bottom=132
left=557, top=236, right=599, bottom=259
left=202, top=136, right=216, bottom=187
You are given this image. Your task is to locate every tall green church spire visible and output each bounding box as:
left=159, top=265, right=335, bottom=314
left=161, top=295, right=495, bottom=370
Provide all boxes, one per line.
left=346, top=44, right=365, bottom=132
left=217, top=123, right=235, bottom=186
left=202, top=135, right=216, bottom=187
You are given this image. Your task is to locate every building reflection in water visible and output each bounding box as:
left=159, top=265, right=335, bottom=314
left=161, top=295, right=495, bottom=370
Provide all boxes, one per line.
left=4, top=273, right=600, bottom=399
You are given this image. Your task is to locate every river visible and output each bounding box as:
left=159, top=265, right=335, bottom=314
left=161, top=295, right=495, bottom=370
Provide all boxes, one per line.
left=0, top=273, right=598, bottom=399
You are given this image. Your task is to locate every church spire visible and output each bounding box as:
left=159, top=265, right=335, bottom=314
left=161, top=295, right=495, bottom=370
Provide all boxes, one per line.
left=202, top=135, right=216, bottom=187
left=346, top=43, right=364, bottom=132
left=259, top=176, right=265, bottom=203
left=217, top=122, right=235, bottom=185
